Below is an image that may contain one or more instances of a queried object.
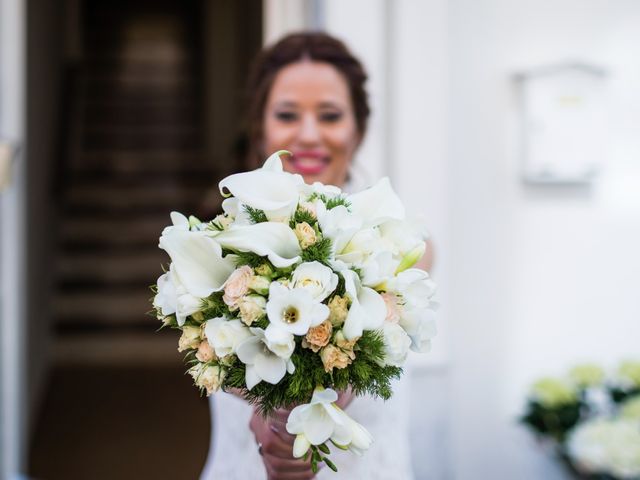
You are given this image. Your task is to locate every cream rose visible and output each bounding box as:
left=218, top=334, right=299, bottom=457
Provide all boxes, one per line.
left=196, top=340, right=217, bottom=363
left=189, top=364, right=225, bottom=395
left=320, top=344, right=353, bottom=373
left=178, top=325, right=201, bottom=352
left=248, top=275, right=270, bottom=295
left=223, top=266, right=253, bottom=309
left=303, top=320, right=333, bottom=352
left=294, top=222, right=317, bottom=249
left=238, top=295, right=267, bottom=326
left=328, top=295, right=349, bottom=326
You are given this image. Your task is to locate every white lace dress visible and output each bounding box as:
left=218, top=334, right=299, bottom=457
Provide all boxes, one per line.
left=199, top=374, right=414, bottom=479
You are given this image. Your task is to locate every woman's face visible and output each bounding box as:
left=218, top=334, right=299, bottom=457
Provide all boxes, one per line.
left=263, top=60, right=361, bottom=187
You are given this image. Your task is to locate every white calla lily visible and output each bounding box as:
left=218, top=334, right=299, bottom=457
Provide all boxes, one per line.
left=154, top=265, right=203, bottom=326
left=236, top=328, right=295, bottom=390
left=218, top=151, right=299, bottom=220
left=266, top=282, right=329, bottom=336
left=210, top=222, right=301, bottom=268
left=261, top=149, right=288, bottom=171
left=347, top=177, right=405, bottom=226
left=341, top=270, right=386, bottom=340
left=286, top=387, right=373, bottom=458
left=159, top=228, right=235, bottom=298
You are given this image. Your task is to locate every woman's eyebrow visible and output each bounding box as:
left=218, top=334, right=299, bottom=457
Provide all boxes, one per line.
left=317, top=101, right=344, bottom=109
left=273, top=100, right=298, bottom=108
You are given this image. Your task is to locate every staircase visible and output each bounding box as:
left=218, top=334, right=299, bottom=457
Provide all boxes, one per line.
left=53, top=0, right=220, bottom=363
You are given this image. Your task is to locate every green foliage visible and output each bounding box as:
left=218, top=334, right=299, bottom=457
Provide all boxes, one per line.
left=308, top=193, right=351, bottom=210
left=200, top=292, right=230, bottom=319
left=520, top=400, right=583, bottom=443
left=221, top=330, right=402, bottom=416
left=301, top=237, right=332, bottom=265
left=289, top=209, right=317, bottom=228
left=234, top=251, right=271, bottom=269
left=244, top=205, right=268, bottom=224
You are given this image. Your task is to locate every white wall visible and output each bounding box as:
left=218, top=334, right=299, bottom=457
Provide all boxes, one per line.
left=447, top=0, right=640, bottom=478
left=0, top=0, right=26, bottom=477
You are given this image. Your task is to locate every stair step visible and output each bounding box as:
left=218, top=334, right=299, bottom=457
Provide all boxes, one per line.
left=73, top=152, right=210, bottom=174
left=84, top=81, right=198, bottom=99
left=54, top=288, right=154, bottom=326
left=59, top=214, right=172, bottom=247
left=82, top=126, right=201, bottom=150
left=57, top=249, right=168, bottom=286
left=84, top=103, right=199, bottom=127
left=64, top=182, right=209, bottom=209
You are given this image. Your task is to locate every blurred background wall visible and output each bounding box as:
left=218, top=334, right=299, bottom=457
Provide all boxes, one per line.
left=1, top=0, right=639, bottom=479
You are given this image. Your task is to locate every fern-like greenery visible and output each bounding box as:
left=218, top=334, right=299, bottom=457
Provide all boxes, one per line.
left=301, top=237, right=332, bottom=265
left=222, top=330, right=402, bottom=416
left=200, top=292, right=230, bottom=320
left=289, top=209, right=317, bottom=228
left=234, top=251, right=271, bottom=269
left=308, top=193, right=351, bottom=210
left=244, top=205, right=268, bottom=223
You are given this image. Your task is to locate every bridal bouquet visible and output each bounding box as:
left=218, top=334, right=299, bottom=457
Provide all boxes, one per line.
left=152, top=151, right=437, bottom=472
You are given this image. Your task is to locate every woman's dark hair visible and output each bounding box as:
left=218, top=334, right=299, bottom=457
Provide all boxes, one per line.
left=243, top=31, right=370, bottom=168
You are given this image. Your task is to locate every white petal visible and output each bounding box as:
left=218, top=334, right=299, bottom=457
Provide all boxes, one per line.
left=213, top=223, right=301, bottom=268
left=170, top=211, right=190, bottom=229
left=159, top=229, right=235, bottom=298
left=293, top=435, right=311, bottom=458
left=348, top=177, right=405, bottom=226
left=303, top=407, right=335, bottom=445
left=286, top=404, right=310, bottom=434
left=254, top=352, right=287, bottom=385
left=235, top=336, right=262, bottom=365
left=358, top=287, right=386, bottom=330
left=245, top=365, right=261, bottom=390
left=309, top=303, right=330, bottom=327
left=262, top=150, right=289, bottom=172
left=311, top=388, right=339, bottom=405
left=218, top=164, right=298, bottom=215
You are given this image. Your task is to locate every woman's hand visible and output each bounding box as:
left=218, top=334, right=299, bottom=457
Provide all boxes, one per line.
left=249, top=408, right=317, bottom=480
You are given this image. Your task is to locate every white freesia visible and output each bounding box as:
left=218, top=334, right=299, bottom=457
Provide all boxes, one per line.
left=266, top=282, right=330, bottom=336
left=291, top=262, right=339, bottom=301
left=388, top=268, right=437, bottom=311
left=262, top=325, right=295, bottom=359
left=379, top=322, right=412, bottom=366
left=286, top=387, right=373, bottom=458
left=348, top=177, right=405, bottom=226
left=204, top=317, right=252, bottom=358
left=341, top=269, right=386, bottom=340
left=236, top=328, right=295, bottom=390
left=210, top=222, right=301, bottom=268
left=159, top=227, right=235, bottom=298
left=218, top=151, right=299, bottom=220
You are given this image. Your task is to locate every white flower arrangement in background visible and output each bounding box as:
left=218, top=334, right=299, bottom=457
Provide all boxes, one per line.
left=151, top=151, right=437, bottom=472
left=521, top=361, right=640, bottom=480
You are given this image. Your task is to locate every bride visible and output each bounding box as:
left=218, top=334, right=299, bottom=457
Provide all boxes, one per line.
left=200, top=32, right=432, bottom=480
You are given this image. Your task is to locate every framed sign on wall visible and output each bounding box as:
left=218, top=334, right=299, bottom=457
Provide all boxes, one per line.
left=515, top=62, right=608, bottom=185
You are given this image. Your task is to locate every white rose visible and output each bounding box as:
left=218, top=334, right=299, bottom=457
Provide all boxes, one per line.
left=204, top=317, right=252, bottom=357
left=178, top=325, right=201, bottom=352
left=291, top=262, right=339, bottom=302
left=238, top=295, right=267, bottom=326
left=380, top=322, right=411, bottom=366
